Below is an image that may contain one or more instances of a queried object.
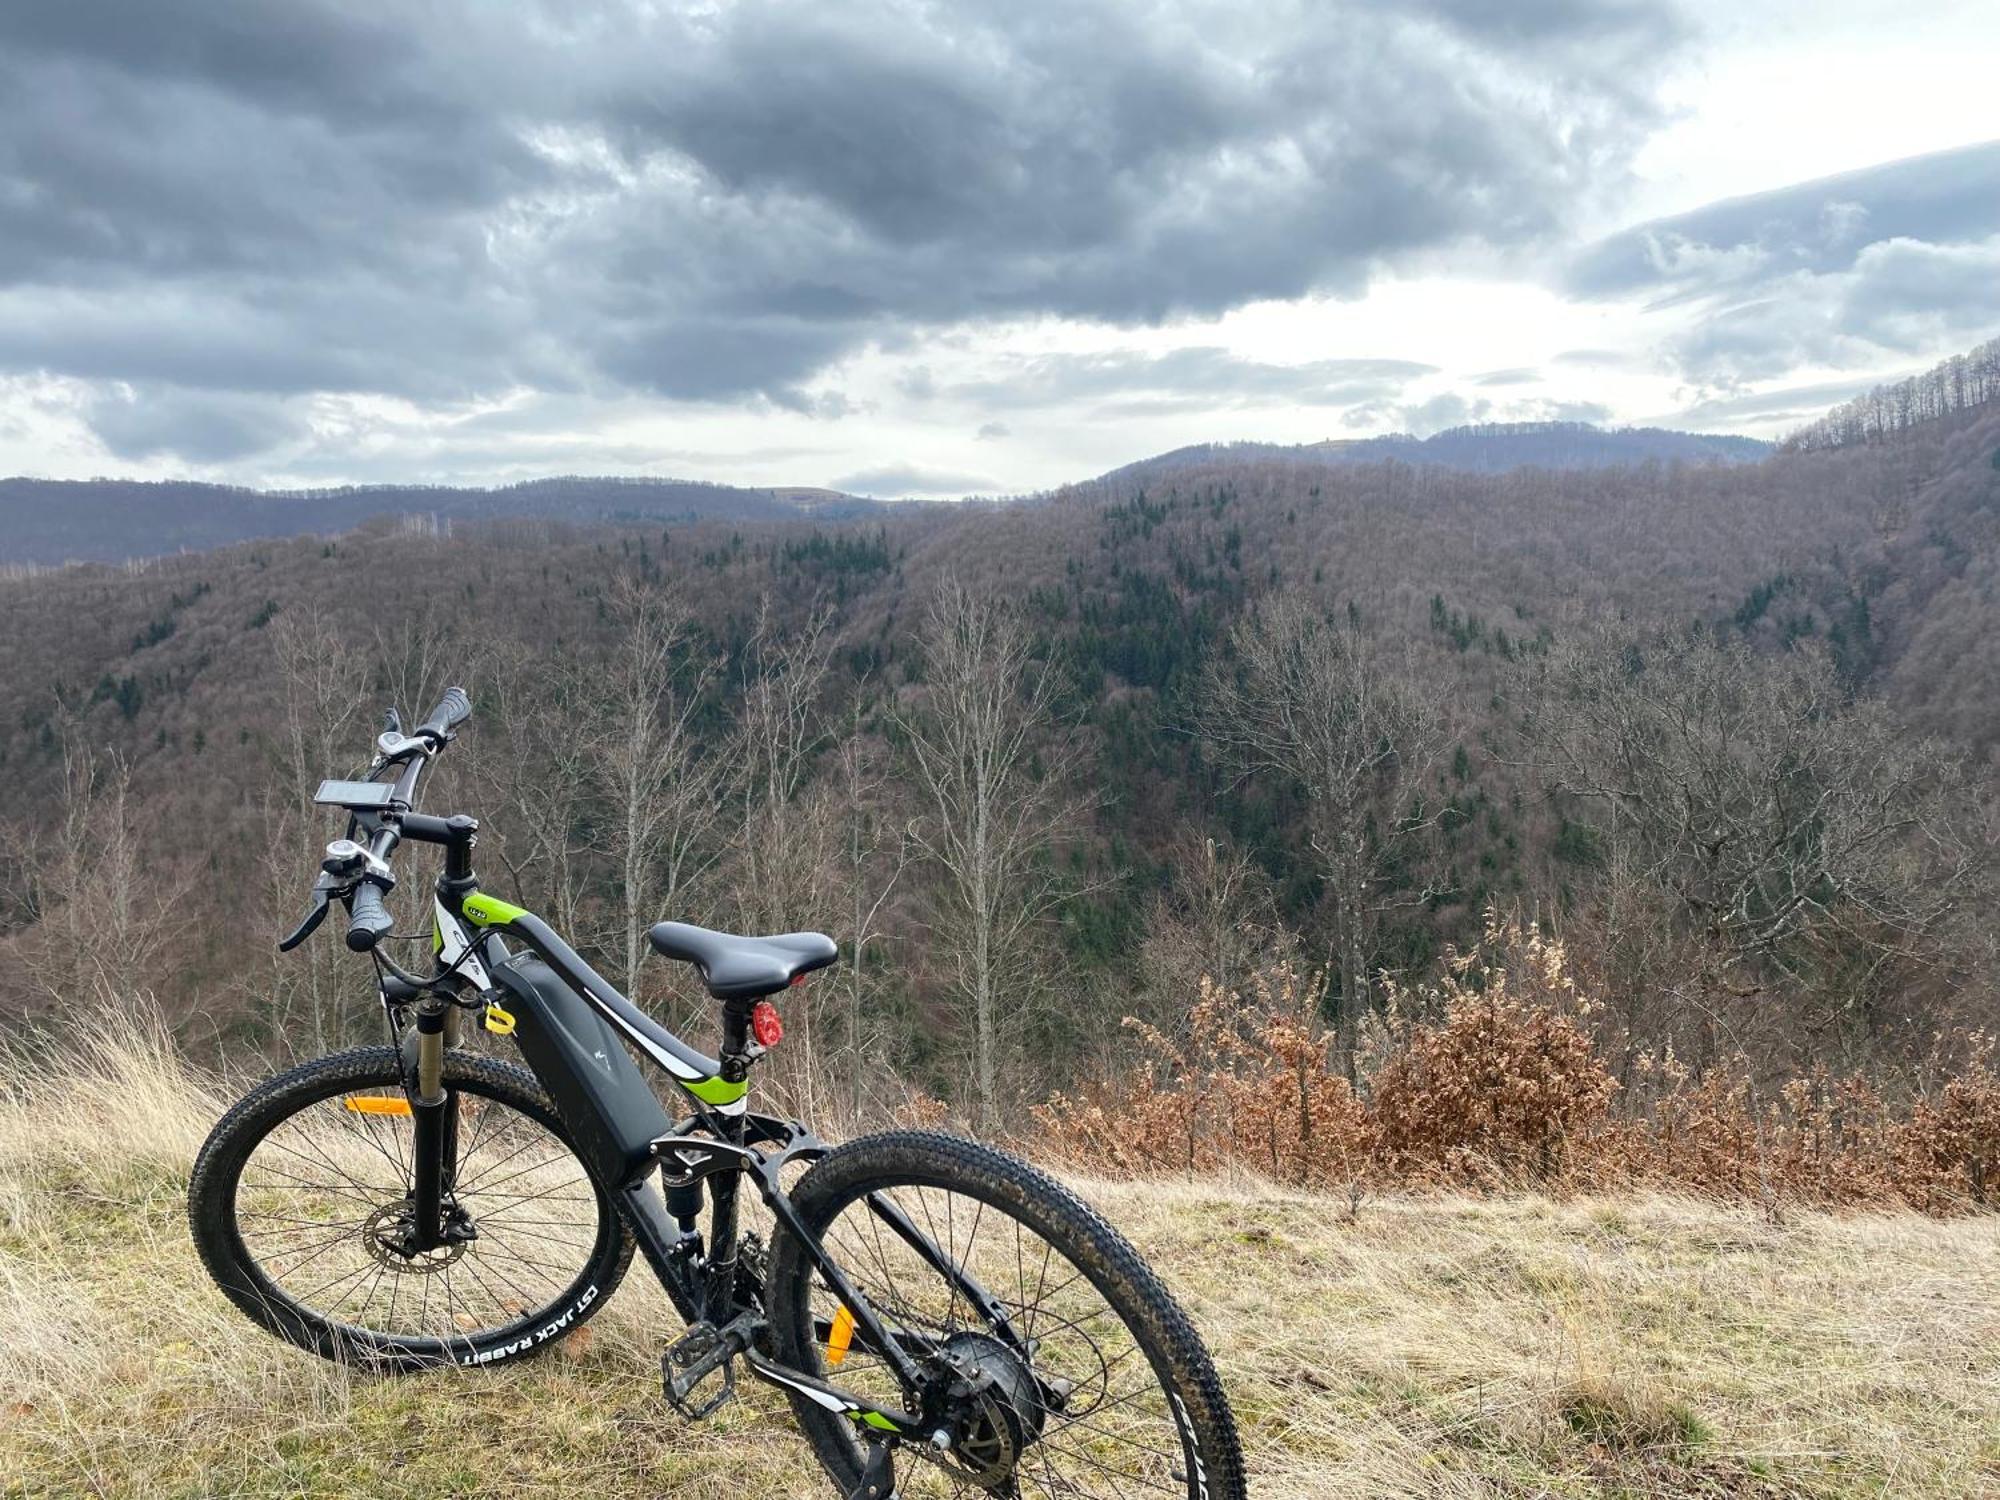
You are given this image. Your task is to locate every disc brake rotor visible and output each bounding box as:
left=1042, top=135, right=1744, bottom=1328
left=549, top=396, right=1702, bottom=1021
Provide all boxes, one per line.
left=361, top=1201, right=467, bottom=1273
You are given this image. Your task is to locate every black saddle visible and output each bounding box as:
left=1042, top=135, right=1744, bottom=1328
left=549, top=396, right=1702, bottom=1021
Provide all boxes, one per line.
left=647, top=921, right=838, bottom=1000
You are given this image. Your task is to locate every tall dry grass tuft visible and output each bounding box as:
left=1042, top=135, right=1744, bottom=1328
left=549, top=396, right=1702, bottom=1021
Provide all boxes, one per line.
left=0, top=996, right=365, bottom=1486
left=0, top=993, right=217, bottom=1211
left=1039, top=913, right=2000, bottom=1215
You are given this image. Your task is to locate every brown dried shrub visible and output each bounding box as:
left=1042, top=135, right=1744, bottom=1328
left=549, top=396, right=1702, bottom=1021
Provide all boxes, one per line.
left=1036, top=913, right=2000, bottom=1216
left=1369, top=919, right=1617, bottom=1187
left=1033, top=965, right=1374, bottom=1189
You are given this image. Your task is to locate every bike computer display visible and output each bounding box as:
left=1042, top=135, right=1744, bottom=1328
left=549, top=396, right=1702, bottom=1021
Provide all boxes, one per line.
left=313, top=778, right=397, bottom=810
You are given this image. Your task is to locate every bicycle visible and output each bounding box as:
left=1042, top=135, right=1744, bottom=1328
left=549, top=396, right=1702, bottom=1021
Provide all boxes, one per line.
left=189, top=686, right=1245, bottom=1500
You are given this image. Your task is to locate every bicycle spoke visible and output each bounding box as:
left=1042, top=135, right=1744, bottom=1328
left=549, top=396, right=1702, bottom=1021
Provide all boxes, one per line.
left=231, top=1076, right=604, bottom=1345
left=797, top=1178, right=1203, bottom=1500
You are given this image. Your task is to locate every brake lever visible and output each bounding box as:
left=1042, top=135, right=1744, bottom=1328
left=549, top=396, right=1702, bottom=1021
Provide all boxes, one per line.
left=278, top=873, right=341, bottom=952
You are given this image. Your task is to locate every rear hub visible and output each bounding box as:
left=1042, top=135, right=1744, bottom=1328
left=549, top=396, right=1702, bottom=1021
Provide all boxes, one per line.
left=929, top=1330, right=1045, bottom=1490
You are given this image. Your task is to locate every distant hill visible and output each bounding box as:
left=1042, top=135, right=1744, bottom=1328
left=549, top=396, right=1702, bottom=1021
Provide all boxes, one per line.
left=0, top=475, right=884, bottom=566
left=1105, top=421, right=1772, bottom=483
left=0, top=422, right=1775, bottom=566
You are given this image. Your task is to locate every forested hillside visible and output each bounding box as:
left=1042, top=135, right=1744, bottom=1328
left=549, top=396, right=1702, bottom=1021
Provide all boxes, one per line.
left=2, top=370, right=1998, bottom=1127
left=0, top=475, right=883, bottom=567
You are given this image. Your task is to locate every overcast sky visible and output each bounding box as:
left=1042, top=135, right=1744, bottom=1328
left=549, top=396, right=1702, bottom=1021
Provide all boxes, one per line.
left=2, top=0, right=1996, bottom=496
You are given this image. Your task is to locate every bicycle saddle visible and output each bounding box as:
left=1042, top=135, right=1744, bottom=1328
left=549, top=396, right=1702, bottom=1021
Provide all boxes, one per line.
left=647, top=921, right=837, bottom=1000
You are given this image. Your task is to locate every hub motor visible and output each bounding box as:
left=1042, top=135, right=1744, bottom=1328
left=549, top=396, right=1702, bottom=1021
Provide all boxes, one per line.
left=932, top=1330, right=1046, bottom=1490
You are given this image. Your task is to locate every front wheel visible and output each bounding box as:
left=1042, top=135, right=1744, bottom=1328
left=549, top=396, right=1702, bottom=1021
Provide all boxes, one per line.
left=189, top=1046, right=632, bottom=1370
left=765, top=1130, right=1246, bottom=1500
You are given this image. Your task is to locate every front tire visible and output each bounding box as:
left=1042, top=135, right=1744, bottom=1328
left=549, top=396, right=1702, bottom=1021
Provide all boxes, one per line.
left=765, top=1130, right=1246, bottom=1500
left=189, top=1046, right=632, bottom=1370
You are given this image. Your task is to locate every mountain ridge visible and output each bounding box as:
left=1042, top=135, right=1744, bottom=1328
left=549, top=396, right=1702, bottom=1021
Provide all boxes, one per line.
left=1, top=421, right=1773, bottom=566
left=0, top=474, right=891, bottom=567
left=1098, top=420, right=1773, bottom=484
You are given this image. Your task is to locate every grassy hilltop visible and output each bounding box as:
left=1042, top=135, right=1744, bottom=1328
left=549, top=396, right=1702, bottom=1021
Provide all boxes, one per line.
left=3, top=1014, right=1995, bottom=1499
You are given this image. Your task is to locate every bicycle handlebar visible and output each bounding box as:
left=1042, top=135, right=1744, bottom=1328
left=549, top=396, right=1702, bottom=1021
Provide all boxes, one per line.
left=414, top=686, right=472, bottom=744
left=345, top=880, right=396, bottom=952
left=278, top=685, right=474, bottom=954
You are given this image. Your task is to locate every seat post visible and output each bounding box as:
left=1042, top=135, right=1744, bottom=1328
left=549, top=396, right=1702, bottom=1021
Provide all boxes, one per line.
left=718, top=996, right=754, bottom=1069
left=702, top=996, right=757, bottom=1323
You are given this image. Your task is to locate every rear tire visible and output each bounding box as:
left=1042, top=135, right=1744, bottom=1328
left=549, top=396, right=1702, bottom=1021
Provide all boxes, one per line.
left=765, top=1130, right=1246, bottom=1500
left=189, top=1046, right=633, bottom=1370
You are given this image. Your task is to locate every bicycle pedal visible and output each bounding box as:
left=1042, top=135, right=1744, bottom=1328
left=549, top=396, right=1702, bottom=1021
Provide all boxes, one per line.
left=662, top=1313, right=760, bottom=1420
left=661, top=1344, right=737, bottom=1420
left=666, top=1320, right=722, bottom=1369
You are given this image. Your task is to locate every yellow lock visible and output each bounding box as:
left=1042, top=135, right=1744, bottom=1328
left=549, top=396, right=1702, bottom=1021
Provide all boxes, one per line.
left=483, top=1001, right=517, bottom=1036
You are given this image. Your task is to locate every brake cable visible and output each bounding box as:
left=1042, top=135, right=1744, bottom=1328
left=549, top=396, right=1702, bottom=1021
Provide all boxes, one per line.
left=369, top=928, right=493, bottom=1000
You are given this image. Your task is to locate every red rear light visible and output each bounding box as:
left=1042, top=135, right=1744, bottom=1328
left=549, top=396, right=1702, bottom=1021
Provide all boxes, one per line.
left=751, top=1000, right=784, bottom=1048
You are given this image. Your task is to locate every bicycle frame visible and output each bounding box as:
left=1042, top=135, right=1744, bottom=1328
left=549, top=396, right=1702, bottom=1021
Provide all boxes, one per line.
left=404, top=853, right=1012, bottom=1439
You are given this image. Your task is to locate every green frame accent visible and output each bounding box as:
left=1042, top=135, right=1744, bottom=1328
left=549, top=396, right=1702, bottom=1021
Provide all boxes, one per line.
left=683, top=1075, right=749, bottom=1107
left=461, top=891, right=528, bottom=927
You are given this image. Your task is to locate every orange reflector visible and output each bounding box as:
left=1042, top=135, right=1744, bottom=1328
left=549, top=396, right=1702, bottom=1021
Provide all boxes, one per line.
left=343, top=1095, right=412, bottom=1117
left=826, top=1305, right=856, bottom=1367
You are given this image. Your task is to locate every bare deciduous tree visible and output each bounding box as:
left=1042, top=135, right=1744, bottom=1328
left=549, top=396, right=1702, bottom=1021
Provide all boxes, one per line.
left=471, top=637, right=600, bottom=943
left=263, top=606, right=372, bottom=1052
left=15, top=713, right=177, bottom=1010
left=594, top=576, right=726, bottom=1001
left=831, top=692, right=911, bottom=1125
left=894, top=578, right=1091, bottom=1130
left=1136, top=833, right=1294, bottom=1031
left=1198, top=591, right=1452, bottom=1073
left=733, top=597, right=837, bottom=935
left=1515, top=627, right=1990, bottom=1058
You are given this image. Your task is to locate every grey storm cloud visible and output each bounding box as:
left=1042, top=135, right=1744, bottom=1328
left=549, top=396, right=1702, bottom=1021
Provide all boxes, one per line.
left=1571, top=140, right=2000, bottom=298
left=1340, top=388, right=1613, bottom=436
left=1663, top=375, right=1895, bottom=431
left=0, top=0, right=1692, bottom=463
left=1570, top=140, right=2000, bottom=384
left=1339, top=389, right=1488, bottom=436
left=86, top=385, right=307, bottom=463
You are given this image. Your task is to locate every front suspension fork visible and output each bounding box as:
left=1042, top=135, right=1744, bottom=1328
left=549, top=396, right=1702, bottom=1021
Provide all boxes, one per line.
left=403, top=998, right=459, bottom=1250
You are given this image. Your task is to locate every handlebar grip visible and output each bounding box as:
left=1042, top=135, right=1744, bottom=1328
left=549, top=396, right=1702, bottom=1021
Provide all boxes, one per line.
left=414, top=686, right=472, bottom=742
left=345, top=881, right=396, bottom=952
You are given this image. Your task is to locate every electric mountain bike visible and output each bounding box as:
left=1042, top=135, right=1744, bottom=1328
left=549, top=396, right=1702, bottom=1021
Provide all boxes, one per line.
left=189, top=687, right=1245, bottom=1500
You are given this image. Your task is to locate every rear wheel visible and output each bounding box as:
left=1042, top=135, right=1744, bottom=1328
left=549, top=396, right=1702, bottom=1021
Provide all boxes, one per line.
left=765, top=1130, right=1246, bottom=1499
left=189, top=1046, right=632, bottom=1369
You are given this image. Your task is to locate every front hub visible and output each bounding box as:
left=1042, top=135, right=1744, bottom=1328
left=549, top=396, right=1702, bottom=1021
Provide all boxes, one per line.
left=361, top=1199, right=474, bottom=1271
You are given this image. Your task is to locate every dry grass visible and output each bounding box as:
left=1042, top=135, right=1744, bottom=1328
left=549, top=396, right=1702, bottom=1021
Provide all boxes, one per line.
left=3, top=1014, right=1998, bottom=1498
